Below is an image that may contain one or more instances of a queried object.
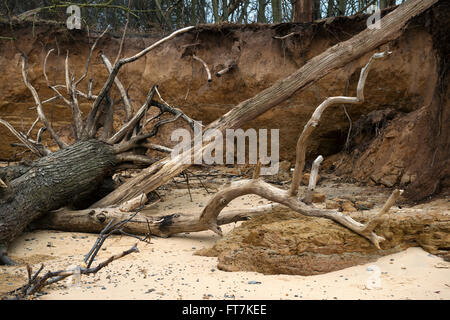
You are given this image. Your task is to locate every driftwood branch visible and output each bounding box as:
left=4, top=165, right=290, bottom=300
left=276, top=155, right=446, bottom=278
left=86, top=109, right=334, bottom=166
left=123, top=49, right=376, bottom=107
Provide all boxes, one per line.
left=93, top=0, right=434, bottom=208
left=21, top=55, right=68, bottom=150
left=35, top=203, right=280, bottom=238
left=289, top=51, right=391, bottom=197
left=0, top=118, right=49, bottom=156
left=193, top=55, right=212, bottom=82
left=7, top=213, right=143, bottom=299
left=303, top=155, right=323, bottom=204
left=199, top=178, right=402, bottom=248
left=308, top=155, right=323, bottom=191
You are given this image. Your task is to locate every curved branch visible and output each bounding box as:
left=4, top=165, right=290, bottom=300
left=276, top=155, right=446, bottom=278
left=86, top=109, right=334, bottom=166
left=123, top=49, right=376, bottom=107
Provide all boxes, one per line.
left=199, top=178, right=402, bottom=248
left=86, top=26, right=194, bottom=134
left=101, top=53, right=134, bottom=121
left=193, top=55, right=212, bottom=82
left=289, top=51, right=391, bottom=196
left=22, top=54, right=68, bottom=149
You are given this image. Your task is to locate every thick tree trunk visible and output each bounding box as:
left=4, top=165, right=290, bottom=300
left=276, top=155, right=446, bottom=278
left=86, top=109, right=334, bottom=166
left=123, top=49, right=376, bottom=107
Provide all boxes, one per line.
left=257, top=0, right=267, bottom=23
left=33, top=204, right=279, bottom=238
left=271, top=0, right=282, bottom=23
left=293, top=0, right=313, bottom=23
left=0, top=140, right=117, bottom=264
left=33, top=203, right=450, bottom=262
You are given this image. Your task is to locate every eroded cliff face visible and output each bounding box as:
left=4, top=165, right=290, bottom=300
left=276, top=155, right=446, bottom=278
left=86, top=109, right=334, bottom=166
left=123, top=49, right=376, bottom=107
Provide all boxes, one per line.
left=0, top=3, right=448, bottom=200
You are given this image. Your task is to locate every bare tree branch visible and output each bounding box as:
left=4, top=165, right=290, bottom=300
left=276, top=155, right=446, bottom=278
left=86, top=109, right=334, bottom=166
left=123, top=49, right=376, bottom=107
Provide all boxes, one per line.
left=0, top=118, right=50, bottom=156
left=86, top=26, right=194, bottom=135
left=289, top=51, right=391, bottom=196
left=193, top=55, right=212, bottom=82
left=101, top=53, right=134, bottom=121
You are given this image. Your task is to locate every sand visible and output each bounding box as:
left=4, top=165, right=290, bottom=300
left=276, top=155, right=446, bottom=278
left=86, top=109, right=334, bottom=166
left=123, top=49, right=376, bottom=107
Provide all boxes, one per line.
left=2, top=228, right=449, bottom=300
left=1, top=174, right=449, bottom=300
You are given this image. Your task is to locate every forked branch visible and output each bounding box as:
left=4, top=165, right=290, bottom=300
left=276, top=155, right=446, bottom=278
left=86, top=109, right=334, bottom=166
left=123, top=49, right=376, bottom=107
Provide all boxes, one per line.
left=21, top=55, right=68, bottom=150
left=199, top=51, right=399, bottom=249
left=289, top=51, right=391, bottom=196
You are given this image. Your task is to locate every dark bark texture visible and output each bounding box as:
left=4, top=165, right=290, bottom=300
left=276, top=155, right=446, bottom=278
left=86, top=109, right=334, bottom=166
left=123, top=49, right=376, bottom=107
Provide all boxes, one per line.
left=0, top=139, right=117, bottom=264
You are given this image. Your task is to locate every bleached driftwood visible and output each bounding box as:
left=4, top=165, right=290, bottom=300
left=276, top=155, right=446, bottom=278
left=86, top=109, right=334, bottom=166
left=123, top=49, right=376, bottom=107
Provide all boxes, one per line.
left=198, top=51, right=401, bottom=249
left=0, top=25, right=197, bottom=265
left=303, top=155, right=323, bottom=204
left=93, top=0, right=436, bottom=208
left=35, top=203, right=281, bottom=238
left=39, top=51, right=401, bottom=250
left=193, top=55, right=212, bottom=82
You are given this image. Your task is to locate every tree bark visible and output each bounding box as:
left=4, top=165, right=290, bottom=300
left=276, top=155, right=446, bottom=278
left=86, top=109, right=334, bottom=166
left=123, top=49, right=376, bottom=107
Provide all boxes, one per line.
left=0, top=140, right=117, bottom=264
left=293, top=0, right=313, bottom=22
left=313, top=0, right=321, bottom=20
left=257, top=0, right=267, bottom=23
left=32, top=204, right=279, bottom=238
left=272, top=0, right=282, bottom=23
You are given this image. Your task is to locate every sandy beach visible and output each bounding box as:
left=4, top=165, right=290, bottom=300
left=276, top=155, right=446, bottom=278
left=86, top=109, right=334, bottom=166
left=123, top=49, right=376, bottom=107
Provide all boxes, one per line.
left=2, top=179, right=449, bottom=300
left=1, top=227, right=448, bottom=300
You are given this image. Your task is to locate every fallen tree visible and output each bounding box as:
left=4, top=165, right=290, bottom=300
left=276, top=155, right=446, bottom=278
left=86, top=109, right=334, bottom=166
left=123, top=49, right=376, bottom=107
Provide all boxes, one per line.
left=92, top=0, right=439, bottom=208
left=0, top=0, right=441, bottom=265
left=37, top=50, right=405, bottom=252
left=0, top=26, right=197, bottom=264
